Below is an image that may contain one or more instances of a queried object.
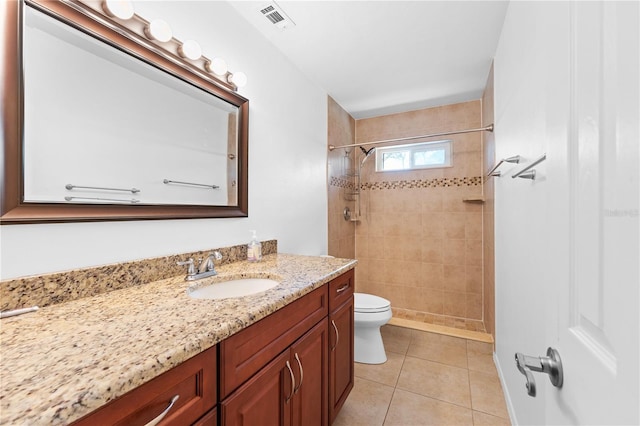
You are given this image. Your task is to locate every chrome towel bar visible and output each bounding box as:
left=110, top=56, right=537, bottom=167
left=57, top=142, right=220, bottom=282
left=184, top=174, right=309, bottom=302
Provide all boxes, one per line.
left=512, top=154, right=547, bottom=180
left=65, top=183, right=140, bottom=193
left=486, top=155, right=521, bottom=178
left=163, top=179, right=219, bottom=189
left=65, top=196, right=140, bottom=203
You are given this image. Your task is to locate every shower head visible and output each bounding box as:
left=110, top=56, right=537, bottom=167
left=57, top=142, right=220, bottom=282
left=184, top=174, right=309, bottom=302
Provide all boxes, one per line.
left=359, top=146, right=376, bottom=166
left=359, top=146, right=376, bottom=157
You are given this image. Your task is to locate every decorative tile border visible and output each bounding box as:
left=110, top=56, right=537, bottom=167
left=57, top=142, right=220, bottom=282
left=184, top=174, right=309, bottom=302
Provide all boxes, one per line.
left=0, top=240, right=277, bottom=311
left=329, top=176, right=482, bottom=190
left=361, top=176, right=482, bottom=190
left=329, top=176, right=356, bottom=190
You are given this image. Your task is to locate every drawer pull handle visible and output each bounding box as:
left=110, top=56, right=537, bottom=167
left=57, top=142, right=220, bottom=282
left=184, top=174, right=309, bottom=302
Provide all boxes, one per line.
left=285, top=361, right=296, bottom=403
left=294, top=353, right=304, bottom=394
left=336, top=284, right=350, bottom=293
left=145, top=394, right=179, bottom=426
left=331, top=320, right=340, bottom=351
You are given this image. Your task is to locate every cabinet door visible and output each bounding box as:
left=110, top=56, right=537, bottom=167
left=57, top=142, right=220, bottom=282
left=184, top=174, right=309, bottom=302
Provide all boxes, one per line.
left=328, top=298, right=354, bottom=423
left=193, top=407, right=217, bottom=426
left=291, top=320, right=329, bottom=426
left=221, top=351, right=292, bottom=426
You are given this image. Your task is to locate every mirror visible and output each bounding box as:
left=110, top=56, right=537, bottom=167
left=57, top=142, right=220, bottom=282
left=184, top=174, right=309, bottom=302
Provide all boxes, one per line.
left=1, top=0, right=249, bottom=223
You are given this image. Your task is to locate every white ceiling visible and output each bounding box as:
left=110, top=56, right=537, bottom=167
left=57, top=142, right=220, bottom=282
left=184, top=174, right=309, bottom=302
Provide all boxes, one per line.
left=230, top=1, right=509, bottom=119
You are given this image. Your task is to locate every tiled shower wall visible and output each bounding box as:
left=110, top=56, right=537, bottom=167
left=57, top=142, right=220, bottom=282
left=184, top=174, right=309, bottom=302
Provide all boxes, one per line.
left=327, top=96, right=356, bottom=259
left=353, top=101, right=485, bottom=330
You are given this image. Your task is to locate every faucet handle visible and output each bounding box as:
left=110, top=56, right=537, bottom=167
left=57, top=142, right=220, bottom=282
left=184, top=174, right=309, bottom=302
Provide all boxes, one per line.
left=177, top=258, right=195, bottom=276
left=213, top=251, right=223, bottom=261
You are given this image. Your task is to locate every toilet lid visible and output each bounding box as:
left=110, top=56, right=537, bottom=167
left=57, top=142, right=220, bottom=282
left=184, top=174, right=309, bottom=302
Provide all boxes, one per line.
left=354, top=293, right=391, bottom=313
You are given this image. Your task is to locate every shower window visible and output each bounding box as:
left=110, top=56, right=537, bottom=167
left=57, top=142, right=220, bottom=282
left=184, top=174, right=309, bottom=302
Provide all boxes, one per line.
left=375, top=140, right=452, bottom=172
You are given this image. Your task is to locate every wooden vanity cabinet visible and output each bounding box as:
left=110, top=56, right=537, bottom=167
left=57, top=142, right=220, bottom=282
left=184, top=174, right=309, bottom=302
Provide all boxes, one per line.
left=72, top=345, right=217, bottom=426
left=220, top=286, right=329, bottom=426
left=71, top=269, right=354, bottom=426
left=221, top=320, right=328, bottom=426
left=328, top=269, right=355, bottom=423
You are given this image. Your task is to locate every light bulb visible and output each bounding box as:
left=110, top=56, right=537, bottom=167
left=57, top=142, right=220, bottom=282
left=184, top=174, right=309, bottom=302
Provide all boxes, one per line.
left=102, top=0, right=134, bottom=20
left=228, top=71, right=247, bottom=88
left=145, top=19, right=173, bottom=43
left=178, top=40, right=202, bottom=61
left=206, top=57, right=228, bottom=76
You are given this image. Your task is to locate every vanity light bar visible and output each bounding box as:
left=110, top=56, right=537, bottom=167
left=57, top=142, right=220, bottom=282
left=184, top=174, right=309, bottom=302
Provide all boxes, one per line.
left=63, top=0, right=247, bottom=91
left=102, top=0, right=133, bottom=20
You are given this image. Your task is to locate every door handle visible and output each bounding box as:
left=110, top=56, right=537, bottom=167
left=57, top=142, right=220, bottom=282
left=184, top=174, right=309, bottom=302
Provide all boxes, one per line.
left=514, top=347, right=563, bottom=397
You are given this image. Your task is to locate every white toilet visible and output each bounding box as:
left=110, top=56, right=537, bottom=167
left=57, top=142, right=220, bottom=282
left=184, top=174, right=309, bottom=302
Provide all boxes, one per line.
left=354, top=293, right=392, bottom=364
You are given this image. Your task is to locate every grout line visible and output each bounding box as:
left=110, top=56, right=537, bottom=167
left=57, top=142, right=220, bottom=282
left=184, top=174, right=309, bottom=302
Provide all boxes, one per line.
left=381, top=333, right=408, bottom=425
left=466, top=339, right=476, bottom=418
left=393, top=387, right=474, bottom=413
left=381, top=377, right=398, bottom=425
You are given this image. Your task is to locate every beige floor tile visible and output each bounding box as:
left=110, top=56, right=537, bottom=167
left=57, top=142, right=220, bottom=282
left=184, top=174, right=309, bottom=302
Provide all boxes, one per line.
left=467, top=340, right=493, bottom=355
left=467, top=340, right=497, bottom=374
left=384, top=389, right=473, bottom=426
left=332, top=376, right=395, bottom=426
left=381, top=324, right=412, bottom=355
left=472, top=410, right=512, bottom=425
left=469, top=370, right=509, bottom=418
left=407, top=330, right=468, bottom=368
left=467, top=352, right=496, bottom=373
left=397, top=356, right=471, bottom=408
left=355, top=351, right=405, bottom=387
left=336, top=327, right=509, bottom=426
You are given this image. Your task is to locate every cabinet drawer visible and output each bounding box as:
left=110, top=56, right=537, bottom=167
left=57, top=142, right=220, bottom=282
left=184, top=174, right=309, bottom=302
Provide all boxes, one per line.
left=219, top=285, right=328, bottom=399
left=328, top=269, right=354, bottom=312
left=72, top=346, right=216, bottom=426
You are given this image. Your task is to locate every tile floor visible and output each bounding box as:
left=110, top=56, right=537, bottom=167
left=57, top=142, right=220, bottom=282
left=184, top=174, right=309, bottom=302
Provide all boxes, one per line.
left=333, top=325, right=511, bottom=426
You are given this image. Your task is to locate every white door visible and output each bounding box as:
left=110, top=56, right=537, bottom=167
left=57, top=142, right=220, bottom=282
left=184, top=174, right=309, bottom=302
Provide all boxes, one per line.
left=546, top=1, right=639, bottom=424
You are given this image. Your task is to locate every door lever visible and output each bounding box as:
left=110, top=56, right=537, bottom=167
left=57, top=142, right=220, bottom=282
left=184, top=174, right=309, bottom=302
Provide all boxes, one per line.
left=514, top=347, right=563, bottom=397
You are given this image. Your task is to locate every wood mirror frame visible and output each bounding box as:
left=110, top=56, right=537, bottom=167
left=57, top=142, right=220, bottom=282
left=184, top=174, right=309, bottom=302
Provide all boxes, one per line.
left=1, top=0, right=249, bottom=224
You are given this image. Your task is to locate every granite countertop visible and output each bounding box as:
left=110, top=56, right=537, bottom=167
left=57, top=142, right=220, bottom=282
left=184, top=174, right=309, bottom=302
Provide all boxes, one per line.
left=0, top=253, right=356, bottom=425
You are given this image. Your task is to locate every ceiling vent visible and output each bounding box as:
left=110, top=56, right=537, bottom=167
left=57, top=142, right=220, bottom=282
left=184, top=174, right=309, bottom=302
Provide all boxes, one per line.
left=259, top=2, right=296, bottom=30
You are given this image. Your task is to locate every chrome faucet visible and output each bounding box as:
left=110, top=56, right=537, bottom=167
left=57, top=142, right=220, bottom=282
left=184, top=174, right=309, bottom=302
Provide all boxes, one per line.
left=177, top=251, right=223, bottom=281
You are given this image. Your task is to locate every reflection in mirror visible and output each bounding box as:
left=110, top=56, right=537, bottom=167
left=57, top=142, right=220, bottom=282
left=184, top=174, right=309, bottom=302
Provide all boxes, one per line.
left=0, top=0, right=248, bottom=223
left=24, top=6, right=238, bottom=207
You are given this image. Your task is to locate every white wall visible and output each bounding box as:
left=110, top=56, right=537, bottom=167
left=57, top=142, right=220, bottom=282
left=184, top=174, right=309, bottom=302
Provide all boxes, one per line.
left=0, top=1, right=328, bottom=280
left=493, top=2, right=563, bottom=424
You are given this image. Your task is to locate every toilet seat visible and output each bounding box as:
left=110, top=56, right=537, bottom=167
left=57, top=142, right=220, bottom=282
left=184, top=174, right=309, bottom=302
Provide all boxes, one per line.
left=354, top=293, right=391, bottom=313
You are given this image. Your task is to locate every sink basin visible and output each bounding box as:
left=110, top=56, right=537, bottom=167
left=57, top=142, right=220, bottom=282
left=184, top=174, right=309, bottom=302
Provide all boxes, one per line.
left=188, top=278, right=280, bottom=300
